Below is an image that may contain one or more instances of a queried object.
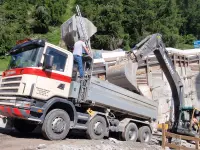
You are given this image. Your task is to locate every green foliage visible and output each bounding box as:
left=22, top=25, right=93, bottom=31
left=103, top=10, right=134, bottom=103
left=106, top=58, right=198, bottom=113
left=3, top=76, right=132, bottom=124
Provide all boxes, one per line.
left=62, top=0, right=76, bottom=21
left=31, top=5, right=51, bottom=33
left=77, top=0, right=125, bottom=50
left=31, top=0, right=68, bottom=33
left=77, top=0, right=185, bottom=49
left=43, top=27, right=61, bottom=45
left=177, top=0, right=200, bottom=38
left=0, top=57, right=10, bottom=71
left=1, top=0, right=200, bottom=61
left=0, top=0, right=69, bottom=57
left=0, top=0, right=31, bottom=55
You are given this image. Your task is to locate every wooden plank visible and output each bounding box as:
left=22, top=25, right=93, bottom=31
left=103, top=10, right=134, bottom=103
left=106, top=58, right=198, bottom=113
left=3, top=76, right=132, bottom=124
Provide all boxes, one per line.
left=162, top=124, right=166, bottom=149
left=165, top=143, right=180, bottom=149
left=195, top=141, right=200, bottom=150
left=165, top=132, right=181, bottom=139
left=165, top=132, right=200, bottom=142
left=165, top=143, right=195, bottom=150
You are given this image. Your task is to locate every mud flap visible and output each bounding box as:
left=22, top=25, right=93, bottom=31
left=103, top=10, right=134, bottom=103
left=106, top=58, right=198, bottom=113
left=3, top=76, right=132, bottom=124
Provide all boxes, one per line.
left=0, top=117, right=13, bottom=129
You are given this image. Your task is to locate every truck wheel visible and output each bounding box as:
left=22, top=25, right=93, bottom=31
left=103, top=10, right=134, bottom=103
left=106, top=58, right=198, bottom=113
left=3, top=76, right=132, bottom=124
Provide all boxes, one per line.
left=122, top=123, right=138, bottom=141
left=42, top=109, right=70, bottom=140
left=138, top=126, right=152, bottom=143
left=86, top=115, right=107, bottom=140
left=14, top=119, right=37, bottom=133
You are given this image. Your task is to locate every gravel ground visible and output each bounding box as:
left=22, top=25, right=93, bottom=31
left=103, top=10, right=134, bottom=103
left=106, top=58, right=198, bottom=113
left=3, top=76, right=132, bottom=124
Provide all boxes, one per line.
left=41, top=139, right=162, bottom=150
left=0, top=128, right=162, bottom=150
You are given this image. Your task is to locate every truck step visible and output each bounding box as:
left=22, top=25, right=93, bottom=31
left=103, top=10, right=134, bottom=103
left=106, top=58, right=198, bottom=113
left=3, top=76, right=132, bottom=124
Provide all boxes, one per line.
left=77, top=112, right=90, bottom=121
left=73, top=123, right=87, bottom=130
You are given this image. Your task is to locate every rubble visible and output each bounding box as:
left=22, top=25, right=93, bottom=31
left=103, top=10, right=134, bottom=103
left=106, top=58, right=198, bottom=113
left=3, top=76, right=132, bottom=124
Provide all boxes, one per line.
left=108, top=137, right=121, bottom=144
left=0, top=128, right=163, bottom=150
left=37, top=144, right=47, bottom=149
left=42, top=140, right=162, bottom=150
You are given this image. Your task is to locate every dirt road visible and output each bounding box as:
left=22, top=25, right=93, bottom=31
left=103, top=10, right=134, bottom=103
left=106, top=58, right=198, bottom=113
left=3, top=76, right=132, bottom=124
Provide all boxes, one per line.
left=0, top=128, right=162, bottom=150
left=0, top=128, right=54, bottom=150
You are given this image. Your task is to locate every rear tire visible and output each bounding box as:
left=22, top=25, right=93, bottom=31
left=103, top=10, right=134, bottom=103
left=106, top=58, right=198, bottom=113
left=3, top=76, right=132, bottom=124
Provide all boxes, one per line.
left=86, top=115, right=107, bottom=140
left=121, top=123, right=138, bottom=141
left=138, top=126, right=152, bottom=143
left=42, top=109, right=70, bottom=140
left=14, top=119, right=37, bottom=133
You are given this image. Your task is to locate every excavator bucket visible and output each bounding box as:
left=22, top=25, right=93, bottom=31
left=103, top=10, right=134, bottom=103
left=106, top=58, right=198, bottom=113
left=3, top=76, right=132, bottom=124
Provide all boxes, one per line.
left=106, top=61, right=139, bottom=92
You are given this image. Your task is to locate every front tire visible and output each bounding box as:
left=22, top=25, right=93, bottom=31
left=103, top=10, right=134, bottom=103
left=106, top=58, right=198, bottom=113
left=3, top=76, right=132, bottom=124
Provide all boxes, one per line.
left=14, top=119, right=37, bottom=133
left=42, top=109, right=70, bottom=140
left=86, top=115, right=107, bottom=140
left=121, top=123, right=138, bottom=141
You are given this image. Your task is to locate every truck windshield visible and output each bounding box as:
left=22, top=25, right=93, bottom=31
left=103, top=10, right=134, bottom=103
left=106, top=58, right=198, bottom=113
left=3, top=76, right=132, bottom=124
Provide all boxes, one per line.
left=9, top=46, right=44, bottom=69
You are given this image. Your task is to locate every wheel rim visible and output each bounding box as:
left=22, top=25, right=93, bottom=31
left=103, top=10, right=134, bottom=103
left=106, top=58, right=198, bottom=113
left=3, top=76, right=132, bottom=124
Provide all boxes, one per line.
left=93, top=121, right=103, bottom=135
left=128, top=128, right=136, bottom=140
left=52, top=117, right=66, bottom=133
left=143, top=131, right=150, bottom=142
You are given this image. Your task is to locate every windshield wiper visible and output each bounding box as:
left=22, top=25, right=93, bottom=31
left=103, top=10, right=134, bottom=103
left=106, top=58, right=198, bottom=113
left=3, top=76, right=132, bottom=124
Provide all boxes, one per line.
left=10, top=65, right=23, bottom=69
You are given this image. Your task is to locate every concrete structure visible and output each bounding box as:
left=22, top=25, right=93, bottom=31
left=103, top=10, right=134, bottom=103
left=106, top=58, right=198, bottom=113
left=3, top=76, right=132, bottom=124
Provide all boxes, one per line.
left=135, top=48, right=200, bottom=124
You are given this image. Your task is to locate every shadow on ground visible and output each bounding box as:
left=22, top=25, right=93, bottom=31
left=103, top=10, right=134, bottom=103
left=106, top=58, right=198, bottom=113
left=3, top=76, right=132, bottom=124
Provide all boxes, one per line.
left=0, top=127, right=88, bottom=140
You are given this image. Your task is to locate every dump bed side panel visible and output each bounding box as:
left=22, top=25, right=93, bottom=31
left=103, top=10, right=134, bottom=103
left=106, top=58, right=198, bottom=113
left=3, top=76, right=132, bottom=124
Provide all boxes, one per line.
left=85, top=77, right=158, bottom=120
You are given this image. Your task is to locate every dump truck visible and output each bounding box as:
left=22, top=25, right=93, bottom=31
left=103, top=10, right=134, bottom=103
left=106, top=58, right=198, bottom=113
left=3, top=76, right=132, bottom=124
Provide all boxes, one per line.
left=0, top=39, right=157, bottom=142
left=0, top=12, right=158, bottom=142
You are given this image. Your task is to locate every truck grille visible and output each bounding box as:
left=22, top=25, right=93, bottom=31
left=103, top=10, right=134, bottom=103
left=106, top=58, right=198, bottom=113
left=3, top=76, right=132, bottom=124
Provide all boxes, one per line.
left=0, top=76, right=22, bottom=95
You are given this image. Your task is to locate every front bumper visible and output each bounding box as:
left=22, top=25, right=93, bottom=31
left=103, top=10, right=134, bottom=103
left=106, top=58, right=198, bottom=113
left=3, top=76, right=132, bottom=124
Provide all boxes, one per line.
left=0, top=105, right=30, bottom=119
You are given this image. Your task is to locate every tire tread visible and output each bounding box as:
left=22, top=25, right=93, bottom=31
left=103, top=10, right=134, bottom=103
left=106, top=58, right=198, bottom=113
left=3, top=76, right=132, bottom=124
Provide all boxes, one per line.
left=42, top=109, right=70, bottom=140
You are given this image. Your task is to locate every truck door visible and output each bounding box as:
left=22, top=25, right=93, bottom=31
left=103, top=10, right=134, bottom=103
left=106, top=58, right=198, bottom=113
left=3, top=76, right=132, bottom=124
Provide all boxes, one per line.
left=32, top=45, right=72, bottom=100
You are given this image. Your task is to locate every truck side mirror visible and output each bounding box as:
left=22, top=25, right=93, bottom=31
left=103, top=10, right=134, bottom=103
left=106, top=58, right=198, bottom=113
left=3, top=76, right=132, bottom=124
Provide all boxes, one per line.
left=43, top=54, right=54, bottom=69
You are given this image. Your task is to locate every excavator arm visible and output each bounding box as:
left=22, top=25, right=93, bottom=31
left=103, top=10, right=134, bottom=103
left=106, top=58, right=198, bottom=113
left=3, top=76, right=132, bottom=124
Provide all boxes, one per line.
left=133, top=33, right=184, bottom=130
left=107, top=33, right=198, bottom=135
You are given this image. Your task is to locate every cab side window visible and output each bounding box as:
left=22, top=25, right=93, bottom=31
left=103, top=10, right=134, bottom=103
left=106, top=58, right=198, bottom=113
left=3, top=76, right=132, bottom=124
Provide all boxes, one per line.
left=46, top=47, right=67, bottom=72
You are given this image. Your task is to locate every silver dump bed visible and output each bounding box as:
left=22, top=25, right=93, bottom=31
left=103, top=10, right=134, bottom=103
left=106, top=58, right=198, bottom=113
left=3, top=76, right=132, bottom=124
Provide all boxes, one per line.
left=85, top=77, right=158, bottom=120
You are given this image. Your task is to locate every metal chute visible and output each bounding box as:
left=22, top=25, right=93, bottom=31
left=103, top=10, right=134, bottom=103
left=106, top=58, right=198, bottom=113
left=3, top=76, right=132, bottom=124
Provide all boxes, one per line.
left=61, top=14, right=97, bottom=48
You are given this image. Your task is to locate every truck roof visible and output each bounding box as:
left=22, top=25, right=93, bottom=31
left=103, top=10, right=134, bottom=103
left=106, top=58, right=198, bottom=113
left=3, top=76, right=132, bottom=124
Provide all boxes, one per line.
left=9, top=39, right=45, bottom=54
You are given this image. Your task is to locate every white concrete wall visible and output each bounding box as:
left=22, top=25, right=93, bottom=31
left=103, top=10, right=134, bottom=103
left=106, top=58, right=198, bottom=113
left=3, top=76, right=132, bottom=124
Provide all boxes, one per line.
left=139, top=62, right=200, bottom=125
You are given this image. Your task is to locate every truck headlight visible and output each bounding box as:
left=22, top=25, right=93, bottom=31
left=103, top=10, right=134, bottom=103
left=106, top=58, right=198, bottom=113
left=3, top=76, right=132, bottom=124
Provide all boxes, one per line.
left=15, top=101, right=31, bottom=109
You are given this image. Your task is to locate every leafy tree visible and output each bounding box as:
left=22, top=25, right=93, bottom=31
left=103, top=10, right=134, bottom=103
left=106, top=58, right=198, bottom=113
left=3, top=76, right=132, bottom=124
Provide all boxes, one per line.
left=77, top=0, right=125, bottom=50
left=31, top=5, right=50, bottom=33
left=77, top=0, right=183, bottom=49
left=122, top=0, right=183, bottom=47
left=0, top=0, right=68, bottom=55
left=0, top=0, right=30, bottom=55
left=151, top=0, right=182, bottom=47
left=177, top=0, right=200, bottom=40
left=2, top=0, right=200, bottom=57
left=32, top=0, right=68, bottom=33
